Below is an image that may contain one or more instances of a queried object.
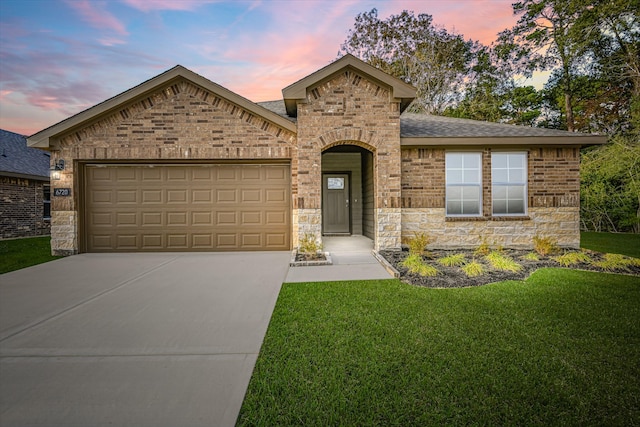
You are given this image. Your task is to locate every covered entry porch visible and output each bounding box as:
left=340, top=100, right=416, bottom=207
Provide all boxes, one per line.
left=321, top=144, right=374, bottom=240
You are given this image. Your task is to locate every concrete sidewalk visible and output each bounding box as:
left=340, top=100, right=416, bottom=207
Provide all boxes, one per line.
left=285, top=235, right=394, bottom=283
left=0, top=252, right=290, bottom=427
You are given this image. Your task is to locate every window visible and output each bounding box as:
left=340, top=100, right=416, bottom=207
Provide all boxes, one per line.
left=492, top=152, right=527, bottom=215
left=446, top=153, right=482, bottom=216
left=43, top=184, right=51, bottom=220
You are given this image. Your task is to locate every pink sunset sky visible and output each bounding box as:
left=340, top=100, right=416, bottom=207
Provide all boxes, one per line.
left=0, top=0, right=526, bottom=136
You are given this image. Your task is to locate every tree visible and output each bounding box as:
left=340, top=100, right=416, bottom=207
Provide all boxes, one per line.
left=497, top=0, right=591, bottom=131
left=340, top=9, right=475, bottom=114
left=581, top=0, right=640, bottom=128
left=581, top=132, right=640, bottom=233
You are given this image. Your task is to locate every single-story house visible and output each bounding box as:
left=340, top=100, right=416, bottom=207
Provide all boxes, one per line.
left=1, top=129, right=51, bottom=239
left=27, top=54, right=606, bottom=256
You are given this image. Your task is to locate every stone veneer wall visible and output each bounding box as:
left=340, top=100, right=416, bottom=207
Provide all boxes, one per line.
left=402, top=207, right=580, bottom=248
left=401, top=147, right=581, bottom=249
left=295, top=70, right=403, bottom=250
left=49, top=79, right=296, bottom=255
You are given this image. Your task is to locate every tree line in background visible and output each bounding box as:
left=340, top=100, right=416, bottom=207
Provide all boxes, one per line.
left=340, top=0, right=639, bottom=233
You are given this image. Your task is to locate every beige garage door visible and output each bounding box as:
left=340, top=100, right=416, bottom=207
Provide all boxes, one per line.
left=84, top=164, right=290, bottom=252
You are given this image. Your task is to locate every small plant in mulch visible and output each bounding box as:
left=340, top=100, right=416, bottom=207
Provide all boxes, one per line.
left=401, top=253, right=438, bottom=277
left=485, top=251, right=523, bottom=272
left=437, top=253, right=466, bottom=267
left=296, top=233, right=325, bottom=261
left=553, top=251, right=592, bottom=267
left=403, top=232, right=432, bottom=256
left=533, top=234, right=559, bottom=257
left=473, top=236, right=492, bottom=257
left=522, top=252, right=540, bottom=261
left=462, top=260, right=485, bottom=277
left=592, top=253, right=640, bottom=272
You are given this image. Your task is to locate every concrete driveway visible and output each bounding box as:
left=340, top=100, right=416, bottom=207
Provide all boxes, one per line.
left=0, top=252, right=290, bottom=427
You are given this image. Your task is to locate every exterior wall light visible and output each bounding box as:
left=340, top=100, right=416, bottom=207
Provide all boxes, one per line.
left=51, top=159, right=65, bottom=180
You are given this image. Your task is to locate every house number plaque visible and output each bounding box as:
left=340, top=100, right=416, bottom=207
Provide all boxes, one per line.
left=54, top=188, right=71, bottom=197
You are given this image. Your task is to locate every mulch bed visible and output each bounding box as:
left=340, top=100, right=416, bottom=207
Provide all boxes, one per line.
left=379, top=249, right=640, bottom=288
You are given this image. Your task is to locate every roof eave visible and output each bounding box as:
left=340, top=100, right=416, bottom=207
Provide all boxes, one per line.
left=400, top=135, right=609, bottom=147
left=0, top=171, right=50, bottom=181
left=27, top=65, right=297, bottom=149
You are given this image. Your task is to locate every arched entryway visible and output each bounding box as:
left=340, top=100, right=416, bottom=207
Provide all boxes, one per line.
left=321, top=144, right=375, bottom=241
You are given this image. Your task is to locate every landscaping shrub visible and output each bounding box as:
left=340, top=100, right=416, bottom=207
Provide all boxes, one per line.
left=401, top=254, right=438, bottom=276
left=553, top=251, right=592, bottom=267
left=486, top=251, right=523, bottom=272
left=403, top=232, right=432, bottom=256
left=437, top=253, right=466, bottom=267
left=462, top=260, right=484, bottom=277
left=533, top=235, right=559, bottom=256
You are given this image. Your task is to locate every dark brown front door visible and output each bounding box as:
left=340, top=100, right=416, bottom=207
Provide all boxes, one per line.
left=322, top=173, right=350, bottom=234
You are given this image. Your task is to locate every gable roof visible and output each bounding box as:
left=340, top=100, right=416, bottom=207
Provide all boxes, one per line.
left=0, top=129, right=50, bottom=180
left=282, top=54, right=417, bottom=117
left=400, top=113, right=607, bottom=146
left=28, top=65, right=297, bottom=149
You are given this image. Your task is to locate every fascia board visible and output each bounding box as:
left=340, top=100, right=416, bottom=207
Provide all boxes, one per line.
left=400, top=135, right=608, bottom=147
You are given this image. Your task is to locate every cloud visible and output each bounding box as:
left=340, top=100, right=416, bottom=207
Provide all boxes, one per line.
left=65, top=0, right=129, bottom=36
left=121, top=0, right=221, bottom=12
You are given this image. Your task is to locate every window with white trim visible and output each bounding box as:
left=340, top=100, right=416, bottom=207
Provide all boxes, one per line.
left=492, top=152, right=527, bottom=215
left=446, top=152, right=482, bottom=216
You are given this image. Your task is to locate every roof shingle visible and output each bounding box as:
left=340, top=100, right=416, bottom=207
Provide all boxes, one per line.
left=0, top=129, right=50, bottom=179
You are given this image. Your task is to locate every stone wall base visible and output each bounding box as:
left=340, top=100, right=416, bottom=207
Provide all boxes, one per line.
left=402, top=207, right=580, bottom=249
left=376, top=208, right=402, bottom=250
left=294, top=208, right=322, bottom=248
left=51, top=210, right=78, bottom=256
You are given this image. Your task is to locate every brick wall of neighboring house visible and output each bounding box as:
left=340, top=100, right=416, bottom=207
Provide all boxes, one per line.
left=401, top=146, right=581, bottom=248
left=1, top=176, right=50, bottom=239
left=49, top=79, right=296, bottom=255
left=295, top=70, right=403, bottom=249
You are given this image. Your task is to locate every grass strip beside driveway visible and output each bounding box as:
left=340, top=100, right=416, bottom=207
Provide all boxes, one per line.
left=238, top=270, right=640, bottom=426
left=0, top=237, right=61, bottom=274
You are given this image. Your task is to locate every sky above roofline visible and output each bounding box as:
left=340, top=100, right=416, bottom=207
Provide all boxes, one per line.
left=0, top=0, right=543, bottom=136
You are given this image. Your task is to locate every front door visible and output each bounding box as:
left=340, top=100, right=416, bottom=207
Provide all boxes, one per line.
left=322, top=173, right=350, bottom=234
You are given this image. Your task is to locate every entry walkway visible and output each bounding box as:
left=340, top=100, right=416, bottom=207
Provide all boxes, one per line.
left=285, top=235, right=395, bottom=283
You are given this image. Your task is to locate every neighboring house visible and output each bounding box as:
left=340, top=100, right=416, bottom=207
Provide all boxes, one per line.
left=27, top=55, right=606, bottom=256
left=1, top=129, right=51, bottom=239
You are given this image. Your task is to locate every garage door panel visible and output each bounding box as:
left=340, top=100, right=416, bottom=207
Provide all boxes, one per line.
left=216, top=189, right=237, bottom=203
left=85, top=164, right=289, bottom=252
left=116, top=168, right=137, bottom=181
left=91, top=190, right=113, bottom=204
left=142, top=212, right=162, bottom=226
left=116, top=212, right=137, bottom=226
left=192, top=190, right=212, bottom=203
left=141, top=168, right=162, bottom=181
left=167, top=190, right=187, bottom=203
left=116, top=190, right=137, bottom=204
left=142, top=235, right=163, bottom=248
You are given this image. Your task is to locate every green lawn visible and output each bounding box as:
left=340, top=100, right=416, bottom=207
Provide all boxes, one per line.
left=238, top=270, right=640, bottom=426
left=0, top=236, right=61, bottom=274
left=581, top=231, right=640, bottom=258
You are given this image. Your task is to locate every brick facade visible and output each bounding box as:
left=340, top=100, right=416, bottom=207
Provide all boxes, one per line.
left=295, top=69, right=402, bottom=249
left=400, top=147, right=581, bottom=248
left=48, top=79, right=296, bottom=254
left=29, top=59, right=594, bottom=255
left=1, top=176, right=50, bottom=239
